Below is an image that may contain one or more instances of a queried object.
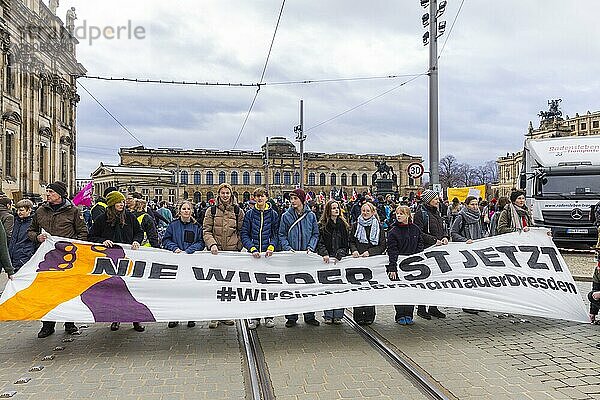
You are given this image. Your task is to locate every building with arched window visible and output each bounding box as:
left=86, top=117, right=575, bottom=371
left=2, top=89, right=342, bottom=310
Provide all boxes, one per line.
left=0, top=2, right=86, bottom=200
left=115, top=137, right=423, bottom=202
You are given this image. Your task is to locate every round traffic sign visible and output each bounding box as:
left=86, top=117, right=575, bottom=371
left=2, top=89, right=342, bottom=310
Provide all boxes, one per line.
left=407, top=162, right=424, bottom=179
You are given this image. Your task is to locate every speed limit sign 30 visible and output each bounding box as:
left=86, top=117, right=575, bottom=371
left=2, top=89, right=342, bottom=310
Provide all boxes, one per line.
left=407, top=162, right=424, bottom=179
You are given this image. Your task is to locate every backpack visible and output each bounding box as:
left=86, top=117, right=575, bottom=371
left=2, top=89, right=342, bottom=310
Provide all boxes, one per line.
left=210, top=204, right=241, bottom=231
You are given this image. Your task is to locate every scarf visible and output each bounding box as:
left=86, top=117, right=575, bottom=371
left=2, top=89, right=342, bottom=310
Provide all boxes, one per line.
left=356, top=215, right=380, bottom=245
left=508, top=203, right=529, bottom=231
left=458, top=207, right=483, bottom=240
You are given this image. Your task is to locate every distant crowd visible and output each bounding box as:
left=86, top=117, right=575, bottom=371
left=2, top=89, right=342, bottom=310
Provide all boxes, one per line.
left=1, top=180, right=599, bottom=337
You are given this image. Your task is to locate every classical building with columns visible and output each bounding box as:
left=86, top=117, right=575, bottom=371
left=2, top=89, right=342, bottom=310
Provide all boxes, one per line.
left=494, top=105, right=600, bottom=198
left=1, top=0, right=85, bottom=200
left=92, top=137, right=423, bottom=204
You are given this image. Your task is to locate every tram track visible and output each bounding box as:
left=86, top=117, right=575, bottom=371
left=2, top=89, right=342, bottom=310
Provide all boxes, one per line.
left=343, top=309, right=456, bottom=400
left=237, top=320, right=276, bottom=400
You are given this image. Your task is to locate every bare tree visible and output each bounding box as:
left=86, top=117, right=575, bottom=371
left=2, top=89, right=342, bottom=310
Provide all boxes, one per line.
left=439, top=155, right=462, bottom=189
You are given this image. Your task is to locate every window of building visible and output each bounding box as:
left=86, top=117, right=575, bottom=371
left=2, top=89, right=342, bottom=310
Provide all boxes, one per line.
left=39, top=142, right=47, bottom=183
left=142, top=188, right=149, bottom=201
left=330, top=173, right=336, bottom=186
left=254, top=172, right=262, bottom=185
left=170, top=171, right=176, bottom=184
left=341, top=173, right=347, bottom=186
left=231, top=171, right=238, bottom=185
left=5, top=53, right=15, bottom=95
left=319, top=173, right=326, bottom=186
left=274, top=171, right=281, bottom=184
left=361, top=173, right=367, bottom=186
left=581, top=123, right=587, bottom=130
left=206, top=171, right=214, bottom=185
left=4, top=130, right=14, bottom=178
left=180, top=171, right=188, bottom=184
left=308, top=173, right=315, bottom=185
left=284, top=171, right=291, bottom=185
left=155, top=188, right=163, bottom=202
left=409, top=177, right=415, bottom=186
left=570, top=125, right=575, bottom=131
left=218, top=171, right=226, bottom=184
left=60, top=150, right=68, bottom=182
left=243, top=171, right=250, bottom=185
left=351, top=173, right=357, bottom=186
left=593, top=120, right=599, bottom=129
left=294, top=172, right=300, bottom=185
left=40, top=85, right=47, bottom=114
left=193, top=171, right=201, bottom=185
left=194, top=192, right=202, bottom=203
left=60, top=97, right=68, bottom=124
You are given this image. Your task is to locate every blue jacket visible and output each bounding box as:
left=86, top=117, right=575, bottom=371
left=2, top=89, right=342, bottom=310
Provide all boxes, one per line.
left=278, top=205, right=319, bottom=252
left=8, top=215, right=35, bottom=271
left=241, top=204, right=279, bottom=253
left=162, top=218, right=205, bottom=253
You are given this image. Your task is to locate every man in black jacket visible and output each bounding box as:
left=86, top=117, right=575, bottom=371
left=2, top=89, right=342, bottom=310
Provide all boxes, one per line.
left=413, top=189, right=448, bottom=320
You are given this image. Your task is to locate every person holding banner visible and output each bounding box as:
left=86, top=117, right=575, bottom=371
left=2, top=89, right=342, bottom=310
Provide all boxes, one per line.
left=413, top=189, right=448, bottom=320
left=496, top=190, right=532, bottom=235
left=387, top=205, right=423, bottom=325
left=349, top=201, right=386, bottom=325
left=317, top=200, right=350, bottom=325
left=279, top=188, right=321, bottom=327
left=8, top=199, right=35, bottom=273
left=88, top=190, right=145, bottom=333
left=588, top=254, right=600, bottom=324
left=162, top=200, right=205, bottom=329
left=28, top=181, right=88, bottom=338
left=241, top=187, right=280, bottom=329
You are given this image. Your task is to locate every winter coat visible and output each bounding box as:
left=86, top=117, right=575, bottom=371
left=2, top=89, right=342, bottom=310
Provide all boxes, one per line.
left=590, top=265, right=600, bottom=315
left=386, top=221, right=424, bottom=273
left=8, top=215, right=35, bottom=271
left=278, top=205, right=319, bottom=252
left=496, top=205, right=533, bottom=235
left=316, top=218, right=349, bottom=260
left=27, top=199, right=88, bottom=242
left=413, top=204, right=448, bottom=246
left=134, top=211, right=160, bottom=248
left=203, top=200, right=245, bottom=251
left=450, top=209, right=484, bottom=242
left=0, top=221, right=14, bottom=276
left=0, top=204, right=14, bottom=239
left=162, top=218, right=205, bottom=253
left=90, top=199, right=108, bottom=222
left=349, top=221, right=386, bottom=256
left=88, top=211, right=143, bottom=245
left=241, top=204, right=279, bottom=253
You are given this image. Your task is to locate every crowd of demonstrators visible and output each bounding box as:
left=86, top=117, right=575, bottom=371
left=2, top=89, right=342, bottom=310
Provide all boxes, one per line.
left=5, top=178, right=600, bottom=335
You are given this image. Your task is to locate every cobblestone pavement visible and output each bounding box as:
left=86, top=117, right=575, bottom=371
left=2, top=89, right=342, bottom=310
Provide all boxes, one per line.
left=0, top=251, right=598, bottom=400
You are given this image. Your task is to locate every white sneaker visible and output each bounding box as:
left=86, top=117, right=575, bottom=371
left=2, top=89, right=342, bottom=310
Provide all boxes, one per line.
left=264, top=318, right=275, bottom=328
left=208, top=320, right=219, bottom=329
left=247, top=320, right=258, bottom=330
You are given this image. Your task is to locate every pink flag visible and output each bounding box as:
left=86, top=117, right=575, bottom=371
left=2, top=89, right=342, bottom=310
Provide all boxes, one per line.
left=73, top=181, right=94, bottom=207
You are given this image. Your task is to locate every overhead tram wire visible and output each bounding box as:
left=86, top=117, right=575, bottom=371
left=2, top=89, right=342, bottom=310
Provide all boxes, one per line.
left=78, top=81, right=144, bottom=146
left=231, top=0, right=286, bottom=150
left=437, top=0, right=466, bottom=60
left=305, top=73, right=427, bottom=133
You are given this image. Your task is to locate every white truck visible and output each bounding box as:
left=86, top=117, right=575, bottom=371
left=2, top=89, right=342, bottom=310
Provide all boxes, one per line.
left=519, top=136, right=600, bottom=245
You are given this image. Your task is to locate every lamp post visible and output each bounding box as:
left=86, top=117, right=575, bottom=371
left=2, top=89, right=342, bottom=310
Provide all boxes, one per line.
left=294, top=100, right=306, bottom=189
left=421, top=0, right=446, bottom=192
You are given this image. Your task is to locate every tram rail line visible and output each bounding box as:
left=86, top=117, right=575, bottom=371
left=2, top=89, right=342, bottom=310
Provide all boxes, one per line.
left=343, top=309, right=456, bottom=400
left=237, top=320, right=276, bottom=400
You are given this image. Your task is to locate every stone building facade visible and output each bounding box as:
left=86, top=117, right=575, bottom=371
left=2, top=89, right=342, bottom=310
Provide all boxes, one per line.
left=0, top=0, right=85, bottom=200
left=494, top=106, right=600, bottom=198
left=104, top=137, right=423, bottom=203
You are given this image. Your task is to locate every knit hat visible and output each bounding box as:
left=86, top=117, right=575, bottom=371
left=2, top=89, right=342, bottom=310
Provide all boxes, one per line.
left=105, top=191, right=125, bottom=207
left=291, top=188, right=306, bottom=204
left=510, top=190, right=525, bottom=203
left=103, top=186, right=118, bottom=198
left=47, top=181, right=68, bottom=198
left=420, top=189, right=438, bottom=205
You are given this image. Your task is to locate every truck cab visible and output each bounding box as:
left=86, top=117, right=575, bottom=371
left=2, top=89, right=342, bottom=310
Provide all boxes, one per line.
left=520, top=136, right=600, bottom=245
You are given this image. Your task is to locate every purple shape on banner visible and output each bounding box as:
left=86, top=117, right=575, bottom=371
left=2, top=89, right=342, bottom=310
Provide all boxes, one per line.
left=81, top=276, right=156, bottom=322
left=37, top=241, right=77, bottom=272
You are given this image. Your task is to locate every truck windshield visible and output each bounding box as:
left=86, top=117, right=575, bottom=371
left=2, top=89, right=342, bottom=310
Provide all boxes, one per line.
left=538, top=174, right=600, bottom=197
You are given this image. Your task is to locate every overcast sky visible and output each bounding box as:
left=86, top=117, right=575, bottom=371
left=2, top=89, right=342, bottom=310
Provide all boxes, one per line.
left=58, top=1, right=600, bottom=178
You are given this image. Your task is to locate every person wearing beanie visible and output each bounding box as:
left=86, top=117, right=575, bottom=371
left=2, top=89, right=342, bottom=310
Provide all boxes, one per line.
left=88, top=190, right=145, bottom=332
left=28, top=181, right=88, bottom=338
left=497, top=190, right=533, bottom=235
left=413, top=189, right=448, bottom=320
left=279, top=188, right=320, bottom=327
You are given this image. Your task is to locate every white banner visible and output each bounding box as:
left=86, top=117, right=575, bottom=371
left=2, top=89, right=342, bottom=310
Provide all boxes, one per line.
left=0, top=228, right=589, bottom=323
